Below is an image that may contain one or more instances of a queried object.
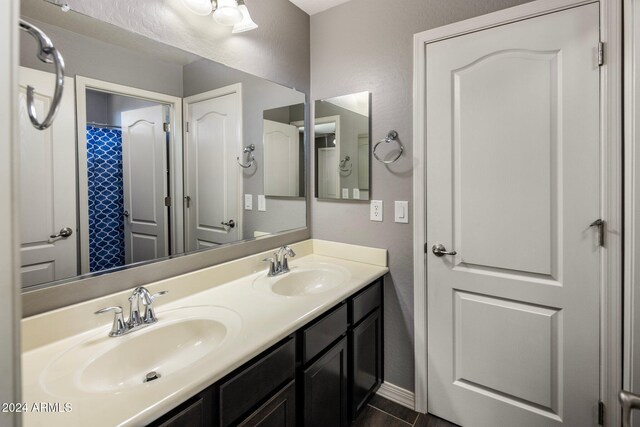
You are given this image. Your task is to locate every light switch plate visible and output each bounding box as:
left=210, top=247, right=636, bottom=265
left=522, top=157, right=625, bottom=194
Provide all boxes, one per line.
left=395, top=201, right=409, bottom=223
left=370, top=200, right=383, bottom=222
left=342, top=188, right=349, bottom=199
left=353, top=188, right=360, bottom=199
left=258, top=195, right=266, bottom=211
left=244, top=194, right=253, bottom=210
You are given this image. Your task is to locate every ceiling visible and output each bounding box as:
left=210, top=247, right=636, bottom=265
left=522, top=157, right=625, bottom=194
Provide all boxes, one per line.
left=289, top=0, right=352, bottom=15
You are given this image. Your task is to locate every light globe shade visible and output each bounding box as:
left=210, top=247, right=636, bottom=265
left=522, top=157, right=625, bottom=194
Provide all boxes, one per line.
left=180, top=0, right=213, bottom=16
left=232, top=4, right=258, bottom=33
left=213, top=0, right=242, bottom=26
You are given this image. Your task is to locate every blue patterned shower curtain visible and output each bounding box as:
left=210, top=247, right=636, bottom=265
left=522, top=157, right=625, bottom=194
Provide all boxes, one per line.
left=86, top=125, right=125, bottom=272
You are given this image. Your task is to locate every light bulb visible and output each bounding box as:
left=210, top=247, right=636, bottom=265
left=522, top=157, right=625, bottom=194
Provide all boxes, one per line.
left=213, top=0, right=242, bottom=26
left=232, top=4, right=258, bottom=33
left=180, top=0, right=213, bottom=16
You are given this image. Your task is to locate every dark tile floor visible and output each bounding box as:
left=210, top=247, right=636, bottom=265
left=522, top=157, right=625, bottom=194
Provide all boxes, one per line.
left=352, top=395, right=459, bottom=427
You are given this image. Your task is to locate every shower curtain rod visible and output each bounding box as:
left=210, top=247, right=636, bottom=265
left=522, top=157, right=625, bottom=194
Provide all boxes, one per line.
left=87, top=121, right=121, bottom=129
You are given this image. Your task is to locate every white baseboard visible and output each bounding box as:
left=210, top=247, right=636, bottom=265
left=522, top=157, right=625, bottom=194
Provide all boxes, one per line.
left=376, top=382, right=415, bottom=411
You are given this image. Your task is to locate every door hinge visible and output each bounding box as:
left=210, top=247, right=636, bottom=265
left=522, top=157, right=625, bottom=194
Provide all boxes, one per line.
left=184, top=195, right=191, bottom=208
left=185, top=122, right=189, bottom=133
left=598, top=42, right=604, bottom=66
left=598, top=400, right=605, bottom=425
left=163, top=122, right=170, bottom=133
left=164, top=196, right=171, bottom=207
left=424, top=243, right=428, bottom=253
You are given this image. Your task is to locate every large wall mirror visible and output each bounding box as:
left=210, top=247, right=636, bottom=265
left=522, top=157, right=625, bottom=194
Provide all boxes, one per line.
left=314, top=92, right=371, bottom=200
left=19, top=0, right=307, bottom=291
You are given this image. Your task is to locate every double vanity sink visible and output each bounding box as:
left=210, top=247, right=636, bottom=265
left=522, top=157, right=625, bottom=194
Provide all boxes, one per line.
left=21, top=240, right=387, bottom=426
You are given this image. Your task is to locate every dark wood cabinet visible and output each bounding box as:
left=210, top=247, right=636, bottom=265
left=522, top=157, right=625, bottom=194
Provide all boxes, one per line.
left=148, top=280, right=383, bottom=427
left=302, top=337, right=349, bottom=427
left=350, top=308, right=382, bottom=419
left=237, top=380, right=296, bottom=427
left=149, top=388, right=214, bottom=427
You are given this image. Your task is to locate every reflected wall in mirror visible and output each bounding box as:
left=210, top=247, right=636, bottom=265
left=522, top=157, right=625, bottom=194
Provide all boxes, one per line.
left=314, top=92, right=370, bottom=200
left=18, top=0, right=307, bottom=289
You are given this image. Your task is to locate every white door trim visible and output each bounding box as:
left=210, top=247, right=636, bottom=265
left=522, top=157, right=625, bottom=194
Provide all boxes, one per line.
left=75, top=76, right=184, bottom=274
left=314, top=115, right=341, bottom=199
left=1, top=0, right=21, bottom=424
left=412, top=1, right=623, bottom=425
left=183, top=83, right=244, bottom=244
left=624, top=0, right=640, bottom=410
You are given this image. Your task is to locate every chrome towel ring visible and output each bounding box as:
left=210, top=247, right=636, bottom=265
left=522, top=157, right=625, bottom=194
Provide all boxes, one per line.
left=20, top=19, right=65, bottom=130
left=373, top=130, right=403, bottom=164
left=237, top=144, right=256, bottom=168
left=339, top=155, right=352, bottom=172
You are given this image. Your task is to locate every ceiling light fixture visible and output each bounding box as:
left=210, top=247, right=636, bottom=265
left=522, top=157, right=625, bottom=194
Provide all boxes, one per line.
left=212, top=0, right=243, bottom=26
left=232, top=0, right=258, bottom=33
left=180, top=0, right=213, bottom=16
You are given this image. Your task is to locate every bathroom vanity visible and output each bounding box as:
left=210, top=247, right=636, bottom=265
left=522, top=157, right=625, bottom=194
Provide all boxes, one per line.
left=151, top=280, right=382, bottom=427
left=21, top=240, right=387, bottom=427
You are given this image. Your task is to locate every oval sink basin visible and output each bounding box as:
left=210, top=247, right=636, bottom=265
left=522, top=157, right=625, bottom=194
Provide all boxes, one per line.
left=254, top=263, right=350, bottom=297
left=42, top=306, right=241, bottom=397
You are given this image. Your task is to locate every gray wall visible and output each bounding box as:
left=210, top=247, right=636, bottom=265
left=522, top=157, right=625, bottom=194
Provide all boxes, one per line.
left=310, top=0, right=533, bottom=392
left=64, top=0, right=310, bottom=94
left=183, top=59, right=307, bottom=239
left=19, top=18, right=184, bottom=97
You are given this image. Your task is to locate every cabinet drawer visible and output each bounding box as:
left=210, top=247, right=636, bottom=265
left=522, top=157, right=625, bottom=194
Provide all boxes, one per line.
left=302, top=303, right=348, bottom=364
left=350, top=281, right=381, bottom=325
left=219, top=337, right=295, bottom=427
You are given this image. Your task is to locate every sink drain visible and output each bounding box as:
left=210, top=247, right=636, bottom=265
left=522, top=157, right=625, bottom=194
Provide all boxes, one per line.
left=144, top=371, right=161, bottom=383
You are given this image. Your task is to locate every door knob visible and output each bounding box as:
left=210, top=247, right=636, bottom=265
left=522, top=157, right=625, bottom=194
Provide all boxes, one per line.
left=49, top=227, right=73, bottom=239
left=432, top=244, right=457, bottom=257
left=221, top=219, right=236, bottom=229
left=620, top=390, right=640, bottom=427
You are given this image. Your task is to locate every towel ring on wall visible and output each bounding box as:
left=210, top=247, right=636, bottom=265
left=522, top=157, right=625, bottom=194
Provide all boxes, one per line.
left=339, top=155, right=352, bottom=172
left=20, top=19, right=66, bottom=130
left=373, top=130, right=403, bottom=164
left=237, top=144, right=256, bottom=168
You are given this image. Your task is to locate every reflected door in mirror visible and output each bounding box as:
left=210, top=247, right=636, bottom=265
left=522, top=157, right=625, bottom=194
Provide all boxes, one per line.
left=263, top=119, right=299, bottom=197
left=121, top=105, right=169, bottom=264
left=18, top=67, right=78, bottom=287
left=185, top=86, right=242, bottom=250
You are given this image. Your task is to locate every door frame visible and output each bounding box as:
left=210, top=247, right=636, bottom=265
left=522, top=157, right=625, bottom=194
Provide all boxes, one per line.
left=183, top=83, right=244, bottom=247
left=75, top=76, right=184, bottom=274
left=412, top=1, right=623, bottom=425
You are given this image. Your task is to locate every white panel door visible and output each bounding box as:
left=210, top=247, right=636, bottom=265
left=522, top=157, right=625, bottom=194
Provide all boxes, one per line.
left=318, top=147, right=339, bottom=199
left=263, top=119, right=299, bottom=197
left=121, top=105, right=168, bottom=264
left=426, top=5, right=600, bottom=427
left=185, top=89, right=241, bottom=249
left=18, top=67, right=77, bottom=287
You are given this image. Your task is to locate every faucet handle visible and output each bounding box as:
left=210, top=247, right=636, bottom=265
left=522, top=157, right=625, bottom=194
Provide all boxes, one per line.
left=142, top=291, right=168, bottom=324
left=262, top=257, right=277, bottom=277
left=95, top=306, right=127, bottom=337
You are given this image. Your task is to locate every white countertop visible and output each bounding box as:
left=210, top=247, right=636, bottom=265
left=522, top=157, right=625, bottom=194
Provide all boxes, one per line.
left=21, top=240, right=388, bottom=426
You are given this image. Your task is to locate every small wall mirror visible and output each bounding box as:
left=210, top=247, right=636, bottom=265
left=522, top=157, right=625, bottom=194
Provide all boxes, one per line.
left=314, top=92, right=370, bottom=200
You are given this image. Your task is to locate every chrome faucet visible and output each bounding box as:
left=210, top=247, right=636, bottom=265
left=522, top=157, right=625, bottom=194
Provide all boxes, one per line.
left=95, top=286, right=168, bottom=337
left=263, top=246, right=296, bottom=277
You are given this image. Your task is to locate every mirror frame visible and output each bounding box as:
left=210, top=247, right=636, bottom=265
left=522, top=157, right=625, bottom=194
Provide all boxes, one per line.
left=20, top=21, right=311, bottom=317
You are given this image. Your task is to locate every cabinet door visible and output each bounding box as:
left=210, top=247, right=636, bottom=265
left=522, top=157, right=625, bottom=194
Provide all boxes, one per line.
left=303, top=336, right=348, bottom=427
left=149, top=389, right=213, bottom=427
left=350, top=309, right=382, bottom=419
left=237, top=381, right=296, bottom=427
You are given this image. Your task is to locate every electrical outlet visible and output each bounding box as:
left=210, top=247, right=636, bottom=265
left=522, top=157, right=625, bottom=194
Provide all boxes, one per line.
left=370, top=200, right=383, bottom=222
left=394, top=201, right=409, bottom=223
left=342, top=188, right=349, bottom=199
left=353, top=188, right=360, bottom=199
left=258, top=195, right=266, bottom=211
left=244, top=194, right=253, bottom=210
